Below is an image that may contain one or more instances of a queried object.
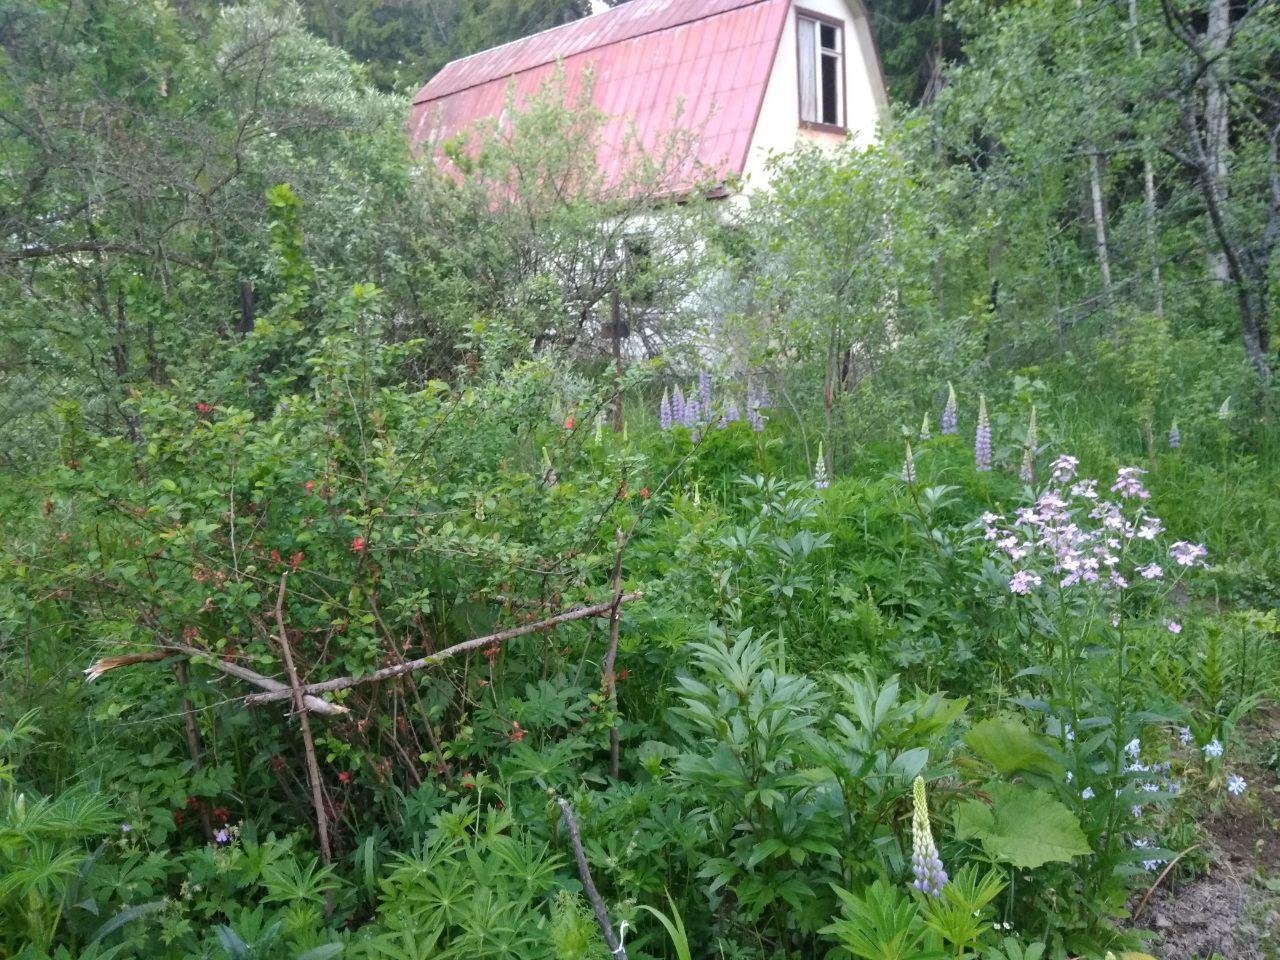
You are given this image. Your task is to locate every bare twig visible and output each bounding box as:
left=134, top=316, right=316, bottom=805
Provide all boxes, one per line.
left=242, top=593, right=641, bottom=708
left=173, top=660, right=214, bottom=842
left=557, top=798, right=628, bottom=960
left=1132, top=843, right=1203, bottom=921
left=271, top=575, right=334, bottom=894
left=604, top=528, right=625, bottom=779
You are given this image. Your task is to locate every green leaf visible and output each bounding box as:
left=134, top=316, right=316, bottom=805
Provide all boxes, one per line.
left=961, top=785, right=1091, bottom=869
left=964, top=718, right=1062, bottom=777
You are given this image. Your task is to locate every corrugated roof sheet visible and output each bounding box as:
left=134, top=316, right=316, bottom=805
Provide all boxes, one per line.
left=408, top=0, right=790, bottom=194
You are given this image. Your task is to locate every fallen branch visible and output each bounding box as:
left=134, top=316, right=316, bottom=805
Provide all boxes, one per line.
left=241, top=592, right=641, bottom=709
left=157, top=642, right=350, bottom=716
left=85, top=645, right=349, bottom=716
left=271, top=575, right=333, bottom=908
left=558, top=798, right=628, bottom=960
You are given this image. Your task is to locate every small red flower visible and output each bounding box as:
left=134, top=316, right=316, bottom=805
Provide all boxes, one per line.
left=195, top=402, right=212, bottom=414
left=304, top=480, right=315, bottom=493
left=483, top=642, right=500, bottom=663
left=563, top=416, right=575, bottom=430
left=462, top=772, right=475, bottom=790
left=270, top=755, right=286, bottom=773
left=289, top=551, right=303, bottom=572
left=269, top=549, right=281, bottom=566
left=351, top=536, right=366, bottom=553
left=508, top=721, right=525, bottom=743
left=337, top=771, right=352, bottom=785
left=618, top=667, right=629, bottom=682
left=639, top=487, right=650, bottom=500
left=211, top=806, right=230, bottom=824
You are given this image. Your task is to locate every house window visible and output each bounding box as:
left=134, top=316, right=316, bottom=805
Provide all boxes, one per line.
left=797, top=12, right=843, bottom=128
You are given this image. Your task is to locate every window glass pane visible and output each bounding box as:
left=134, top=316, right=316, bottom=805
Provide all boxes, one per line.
left=820, top=23, right=837, bottom=51
left=797, top=17, right=817, bottom=122
left=821, top=52, right=839, bottom=125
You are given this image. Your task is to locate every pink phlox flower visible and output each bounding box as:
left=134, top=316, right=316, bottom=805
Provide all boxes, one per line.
left=1136, top=517, right=1164, bottom=540
left=1138, top=563, right=1163, bottom=580
left=1169, top=541, right=1208, bottom=567
left=1009, top=570, right=1042, bottom=595
left=1050, top=455, right=1079, bottom=483
left=1112, top=466, right=1151, bottom=500
left=1070, top=478, right=1099, bottom=499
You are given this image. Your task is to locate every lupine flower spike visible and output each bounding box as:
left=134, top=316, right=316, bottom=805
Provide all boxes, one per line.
left=975, top=395, right=992, bottom=472
left=1168, top=420, right=1180, bottom=449
left=594, top=410, right=605, bottom=444
left=699, top=369, right=712, bottom=413
left=813, top=442, right=829, bottom=490
left=659, top=389, right=672, bottom=431
left=1020, top=405, right=1037, bottom=484
left=541, top=447, right=557, bottom=487
left=919, top=413, right=931, bottom=441
left=910, top=776, right=947, bottom=896
left=682, top=392, right=699, bottom=429
left=941, top=382, right=958, bottom=435
left=1218, top=396, right=1231, bottom=420
left=672, top=385, right=686, bottom=426
left=901, top=440, right=916, bottom=486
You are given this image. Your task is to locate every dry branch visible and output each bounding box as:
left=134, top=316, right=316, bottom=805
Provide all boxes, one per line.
left=85, top=645, right=350, bottom=716
left=558, top=798, right=628, bottom=960
left=241, top=592, right=641, bottom=709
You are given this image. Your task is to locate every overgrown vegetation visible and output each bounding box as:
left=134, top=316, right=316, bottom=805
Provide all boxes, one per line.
left=2, top=1, right=1279, bottom=958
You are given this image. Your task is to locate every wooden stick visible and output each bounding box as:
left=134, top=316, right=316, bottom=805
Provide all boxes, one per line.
left=271, top=575, right=334, bottom=891
left=153, top=642, right=349, bottom=716
left=173, top=660, right=214, bottom=842
left=1132, top=843, right=1202, bottom=921
left=604, top=528, right=625, bottom=779
left=242, top=593, right=642, bottom=709
left=558, top=798, right=627, bottom=960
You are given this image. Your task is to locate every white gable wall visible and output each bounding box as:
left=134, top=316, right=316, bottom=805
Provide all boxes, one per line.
left=739, top=0, right=887, bottom=193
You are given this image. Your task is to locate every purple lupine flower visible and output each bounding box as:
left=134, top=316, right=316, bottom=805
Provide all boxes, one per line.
left=814, top=442, right=829, bottom=489
left=1168, top=420, right=1180, bottom=449
left=682, top=393, right=699, bottom=429
left=720, top=399, right=739, bottom=427
left=699, top=370, right=712, bottom=415
left=672, top=385, right=686, bottom=426
left=901, top=440, right=916, bottom=485
left=941, top=382, right=958, bottom=435
left=910, top=777, right=947, bottom=896
left=659, top=389, right=673, bottom=431
left=1020, top=406, right=1037, bottom=483
left=975, top=395, right=992, bottom=472
left=1169, top=541, right=1208, bottom=567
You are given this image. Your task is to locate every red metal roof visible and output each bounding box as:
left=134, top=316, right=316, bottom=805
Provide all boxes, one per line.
left=409, top=0, right=791, bottom=194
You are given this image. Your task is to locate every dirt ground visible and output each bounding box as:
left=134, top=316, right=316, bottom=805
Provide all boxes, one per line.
left=1140, top=710, right=1280, bottom=959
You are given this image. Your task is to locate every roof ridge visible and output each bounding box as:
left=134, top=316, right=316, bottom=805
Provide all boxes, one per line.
left=412, top=0, right=777, bottom=106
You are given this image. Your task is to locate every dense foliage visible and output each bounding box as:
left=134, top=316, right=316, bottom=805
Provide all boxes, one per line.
left=2, top=1, right=1279, bottom=958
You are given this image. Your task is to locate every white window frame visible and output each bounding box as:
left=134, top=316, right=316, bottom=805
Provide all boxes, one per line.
left=796, top=10, right=845, bottom=130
